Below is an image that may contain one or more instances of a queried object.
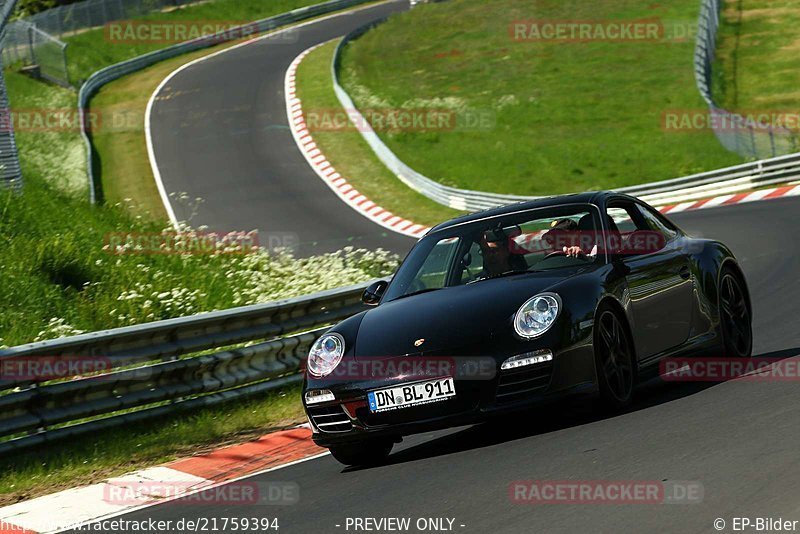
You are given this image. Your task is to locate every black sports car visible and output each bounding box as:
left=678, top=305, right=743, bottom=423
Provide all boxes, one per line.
left=302, top=192, right=752, bottom=466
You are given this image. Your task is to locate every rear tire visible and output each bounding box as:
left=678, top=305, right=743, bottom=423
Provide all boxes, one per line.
left=329, top=440, right=393, bottom=467
left=594, top=304, right=636, bottom=410
left=718, top=267, right=752, bottom=358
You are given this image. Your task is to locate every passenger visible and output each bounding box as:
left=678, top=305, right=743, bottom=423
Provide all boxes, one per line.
left=477, top=228, right=527, bottom=277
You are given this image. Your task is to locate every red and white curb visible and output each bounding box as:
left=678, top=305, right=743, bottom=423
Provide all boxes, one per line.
left=285, top=45, right=431, bottom=239
left=655, top=184, right=800, bottom=215
left=0, top=427, right=323, bottom=534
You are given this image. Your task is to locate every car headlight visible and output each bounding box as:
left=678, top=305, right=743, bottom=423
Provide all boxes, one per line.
left=307, top=333, right=345, bottom=377
left=513, top=293, right=561, bottom=339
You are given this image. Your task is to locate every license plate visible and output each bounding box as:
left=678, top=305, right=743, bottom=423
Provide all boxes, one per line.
left=367, top=377, right=456, bottom=413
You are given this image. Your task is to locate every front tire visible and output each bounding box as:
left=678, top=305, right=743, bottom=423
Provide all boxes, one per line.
left=718, top=267, right=752, bottom=358
left=594, top=304, right=636, bottom=409
left=329, top=440, right=393, bottom=467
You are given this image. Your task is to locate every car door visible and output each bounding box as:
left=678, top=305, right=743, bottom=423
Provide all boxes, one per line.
left=607, top=200, right=694, bottom=362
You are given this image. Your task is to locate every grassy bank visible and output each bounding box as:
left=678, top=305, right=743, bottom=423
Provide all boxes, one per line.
left=296, top=41, right=462, bottom=227
left=0, top=382, right=306, bottom=505
left=715, top=0, right=800, bottom=111
left=338, top=0, right=743, bottom=196
left=0, top=171, right=396, bottom=346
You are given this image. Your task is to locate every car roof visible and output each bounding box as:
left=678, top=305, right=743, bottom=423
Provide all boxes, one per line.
left=428, top=190, right=629, bottom=233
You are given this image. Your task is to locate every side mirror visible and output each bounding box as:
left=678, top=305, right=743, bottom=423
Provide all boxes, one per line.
left=362, top=280, right=388, bottom=306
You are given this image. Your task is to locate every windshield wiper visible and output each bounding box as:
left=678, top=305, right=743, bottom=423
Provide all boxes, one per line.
left=466, top=269, right=529, bottom=285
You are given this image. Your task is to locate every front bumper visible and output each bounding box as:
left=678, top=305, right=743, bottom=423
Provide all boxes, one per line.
left=303, top=342, right=596, bottom=447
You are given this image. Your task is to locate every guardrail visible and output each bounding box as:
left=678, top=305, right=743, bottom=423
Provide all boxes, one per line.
left=79, top=0, right=374, bottom=204
left=332, top=14, right=800, bottom=213
left=0, top=281, right=373, bottom=455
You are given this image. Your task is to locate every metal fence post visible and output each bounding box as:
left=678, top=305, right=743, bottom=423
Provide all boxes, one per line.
left=62, top=42, right=70, bottom=86
left=26, top=21, right=34, bottom=64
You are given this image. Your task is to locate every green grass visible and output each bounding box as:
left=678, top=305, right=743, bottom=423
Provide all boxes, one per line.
left=338, top=0, right=744, bottom=196
left=6, top=71, right=87, bottom=194
left=64, top=0, right=330, bottom=84
left=296, top=41, right=462, bottom=227
left=715, top=0, right=800, bottom=111
left=0, top=382, right=306, bottom=505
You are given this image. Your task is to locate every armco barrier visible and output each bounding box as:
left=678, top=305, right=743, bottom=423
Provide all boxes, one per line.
left=79, top=0, right=375, bottom=204
left=0, top=281, right=373, bottom=455
left=331, top=15, right=800, bottom=212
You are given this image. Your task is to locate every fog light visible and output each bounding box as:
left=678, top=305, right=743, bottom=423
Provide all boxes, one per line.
left=305, top=389, right=335, bottom=405
left=501, top=349, right=553, bottom=370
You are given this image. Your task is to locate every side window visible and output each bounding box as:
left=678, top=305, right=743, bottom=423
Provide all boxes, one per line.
left=607, top=202, right=667, bottom=257
left=607, top=206, right=638, bottom=234
left=414, top=237, right=460, bottom=290
left=635, top=204, right=678, bottom=241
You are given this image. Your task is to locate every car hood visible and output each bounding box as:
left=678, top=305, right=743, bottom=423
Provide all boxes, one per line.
left=354, top=270, right=579, bottom=357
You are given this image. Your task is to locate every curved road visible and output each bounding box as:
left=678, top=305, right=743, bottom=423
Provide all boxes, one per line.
left=131, top=3, right=800, bottom=533
left=148, top=0, right=414, bottom=257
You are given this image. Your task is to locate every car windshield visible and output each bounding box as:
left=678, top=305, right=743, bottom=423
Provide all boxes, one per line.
left=383, top=204, right=604, bottom=302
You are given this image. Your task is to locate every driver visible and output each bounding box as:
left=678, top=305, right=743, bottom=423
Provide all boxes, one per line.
left=477, top=228, right=527, bottom=277
left=542, top=217, right=598, bottom=258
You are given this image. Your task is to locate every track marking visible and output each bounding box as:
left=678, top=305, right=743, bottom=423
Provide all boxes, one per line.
left=0, top=427, right=329, bottom=534
left=284, top=44, right=430, bottom=238
left=656, top=184, right=800, bottom=215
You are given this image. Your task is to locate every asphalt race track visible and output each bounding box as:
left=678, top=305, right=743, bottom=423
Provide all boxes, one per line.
left=147, top=0, right=414, bottom=257
left=62, top=196, right=800, bottom=534
left=133, top=2, right=800, bottom=533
